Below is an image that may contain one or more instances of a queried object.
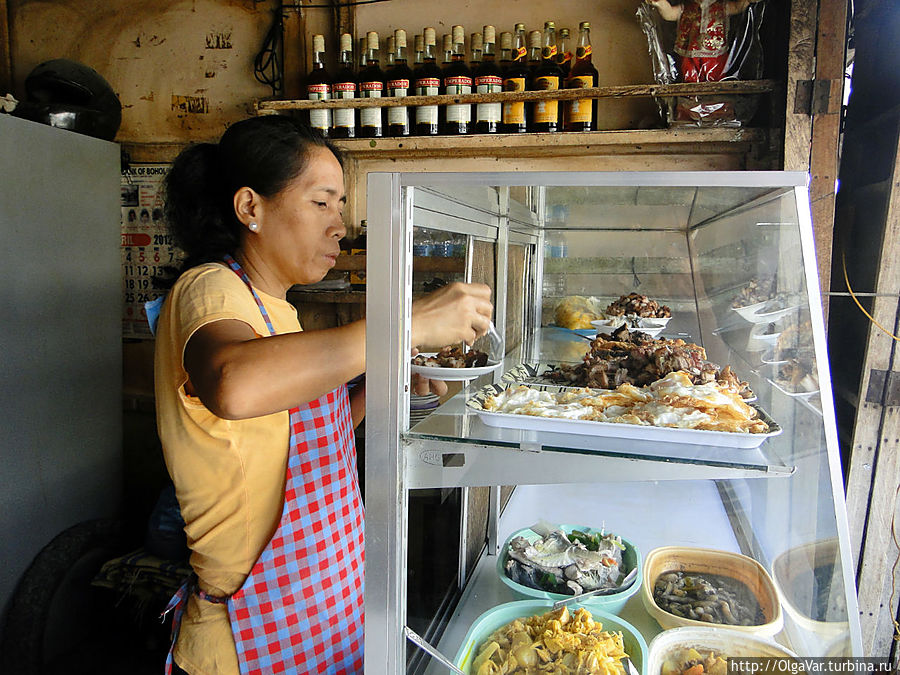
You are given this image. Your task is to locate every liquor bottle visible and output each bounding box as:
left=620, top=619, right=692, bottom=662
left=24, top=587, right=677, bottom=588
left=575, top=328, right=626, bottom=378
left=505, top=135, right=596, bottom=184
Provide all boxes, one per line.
left=386, top=29, right=413, bottom=137
left=331, top=33, right=357, bottom=138
left=502, top=24, right=529, bottom=134
left=531, top=22, right=563, bottom=133
left=306, top=34, right=331, bottom=136
left=498, top=31, right=513, bottom=74
left=474, top=25, right=502, bottom=134
left=469, top=31, right=483, bottom=71
left=358, top=31, right=385, bottom=138
left=439, top=33, right=453, bottom=132
left=414, top=27, right=442, bottom=136
left=413, top=33, right=424, bottom=70
left=565, top=22, right=600, bottom=132
left=385, top=35, right=395, bottom=68
left=357, top=36, right=367, bottom=73
left=556, top=28, right=573, bottom=78
left=442, top=25, right=472, bottom=135
left=527, top=30, right=542, bottom=79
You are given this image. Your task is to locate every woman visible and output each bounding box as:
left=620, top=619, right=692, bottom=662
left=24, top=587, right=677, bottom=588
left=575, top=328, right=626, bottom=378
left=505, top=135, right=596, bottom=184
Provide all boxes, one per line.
left=155, top=116, right=492, bottom=675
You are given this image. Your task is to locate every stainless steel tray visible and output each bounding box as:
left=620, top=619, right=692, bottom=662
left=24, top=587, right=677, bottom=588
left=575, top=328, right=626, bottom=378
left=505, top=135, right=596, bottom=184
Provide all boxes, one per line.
left=466, top=382, right=781, bottom=450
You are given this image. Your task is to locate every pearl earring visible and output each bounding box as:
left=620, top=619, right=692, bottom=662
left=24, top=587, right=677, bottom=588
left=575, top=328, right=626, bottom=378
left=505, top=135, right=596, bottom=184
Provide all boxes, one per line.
left=249, top=222, right=259, bottom=232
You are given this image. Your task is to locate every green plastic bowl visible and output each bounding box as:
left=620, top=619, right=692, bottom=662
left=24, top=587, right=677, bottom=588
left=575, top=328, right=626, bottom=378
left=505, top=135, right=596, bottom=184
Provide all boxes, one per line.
left=453, top=599, right=649, bottom=674
left=496, top=524, right=643, bottom=615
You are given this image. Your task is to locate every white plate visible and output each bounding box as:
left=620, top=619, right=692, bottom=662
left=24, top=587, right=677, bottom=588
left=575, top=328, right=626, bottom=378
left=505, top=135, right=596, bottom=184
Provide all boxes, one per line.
left=411, top=354, right=502, bottom=381
left=768, top=377, right=819, bottom=399
left=733, top=302, right=800, bottom=324
left=467, top=383, right=781, bottom=450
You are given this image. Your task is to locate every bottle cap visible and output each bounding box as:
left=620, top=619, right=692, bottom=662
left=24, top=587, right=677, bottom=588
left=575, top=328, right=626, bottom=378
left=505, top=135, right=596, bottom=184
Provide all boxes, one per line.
left=387, top=35, right=395, bottom=54
left=580, top=22, right=591, bottom=29
left=451, top=25, right=465, bottom=44
left=414, top=34, right=424, bottom=52
left=339, top=33, right=353, bottom=51
left=528, top=30, right=542, bottom=48
left=559, top=28, right=569, bottom=38
left=424, top=27, right=436, bottom=45
left=514, top=23, right=526, bottom=32
left=442, top=33, right=452, bottom=51
left=366, top=31, right=379, bottom=51
left=482, top=25, right=496, bottom=44
left=470, top=32, right=482, bottom=51
left=544, top=21, right=556, bottom=29
left=499, top=31, right=512, bottom=50
left=312, top=34, right=325, bottom=52
left=394, top=28, right=406, bottom=48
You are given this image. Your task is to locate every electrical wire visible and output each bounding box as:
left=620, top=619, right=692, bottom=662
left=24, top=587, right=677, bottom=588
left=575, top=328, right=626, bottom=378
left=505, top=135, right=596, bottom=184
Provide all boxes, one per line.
left=842, top=249, right=900, bottom=342
left=254, top=9, right=284, bottom=97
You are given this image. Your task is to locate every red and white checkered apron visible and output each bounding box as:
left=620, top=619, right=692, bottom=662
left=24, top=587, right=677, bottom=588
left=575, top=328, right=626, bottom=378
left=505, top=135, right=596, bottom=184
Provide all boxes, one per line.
left=163, top=256, right=365, bottom=674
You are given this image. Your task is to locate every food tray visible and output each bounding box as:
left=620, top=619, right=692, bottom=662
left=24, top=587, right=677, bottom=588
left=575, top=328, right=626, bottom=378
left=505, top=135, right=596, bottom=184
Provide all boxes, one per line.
left=732, top=302, right=800, bottom=324
left=453, top=599, right=648, bottom=674
left=466, top=382, right=781, bottom=450
left=496, top=524, right=642, bottom=615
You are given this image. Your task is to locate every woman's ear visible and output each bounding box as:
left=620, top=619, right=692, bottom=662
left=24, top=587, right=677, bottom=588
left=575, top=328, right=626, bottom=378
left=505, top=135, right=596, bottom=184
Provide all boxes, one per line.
left=233, top=187, right=261, bottom=226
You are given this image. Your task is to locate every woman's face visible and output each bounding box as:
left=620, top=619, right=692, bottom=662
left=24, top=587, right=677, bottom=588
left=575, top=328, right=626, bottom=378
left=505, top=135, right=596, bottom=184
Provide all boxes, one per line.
left=255, top=146, right=347, bottom=288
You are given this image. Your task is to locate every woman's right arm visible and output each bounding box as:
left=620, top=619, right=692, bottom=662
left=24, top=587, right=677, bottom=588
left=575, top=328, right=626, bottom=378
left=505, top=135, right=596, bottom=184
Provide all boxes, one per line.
left=183, top=281, right=492, bottom=420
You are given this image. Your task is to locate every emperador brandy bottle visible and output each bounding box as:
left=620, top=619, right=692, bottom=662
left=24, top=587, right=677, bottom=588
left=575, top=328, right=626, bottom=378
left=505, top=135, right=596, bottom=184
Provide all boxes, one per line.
left=386, top=29, right=413, bottom=136
left=306, top=34, right=331, bottom=136
left=441, top=25, right=472, bottom=135
left=358, top=31, right=385, bottom=138
left=474, top=25, right=502, bottom=134
left=502, top=24, right=529, bottom=134
left=414, top=27, right=442, bottom=136
left=531, top=22, right=563, bottom=133
left=498, top=30, right=513, bottom=73
left=331, top=33, right=356, bottom=138
left=565, top=22, right=600, bottom=132
left=469, top=31, right=483, bottom=71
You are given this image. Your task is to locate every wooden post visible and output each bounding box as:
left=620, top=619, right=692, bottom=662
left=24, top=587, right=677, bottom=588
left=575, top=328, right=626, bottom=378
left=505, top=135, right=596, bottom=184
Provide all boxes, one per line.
left=844, top=125, right=900, bottom=658
left=0, top=0, right=12, bottom=94
left=808, top=0, right=850, bottom=315
left=281, top=1, right=305, bottom=101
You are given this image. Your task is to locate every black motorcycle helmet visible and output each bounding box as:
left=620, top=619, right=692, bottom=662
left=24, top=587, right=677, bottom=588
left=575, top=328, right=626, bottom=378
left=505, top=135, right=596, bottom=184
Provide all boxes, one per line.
left=12, top=59, right=122, bottom=141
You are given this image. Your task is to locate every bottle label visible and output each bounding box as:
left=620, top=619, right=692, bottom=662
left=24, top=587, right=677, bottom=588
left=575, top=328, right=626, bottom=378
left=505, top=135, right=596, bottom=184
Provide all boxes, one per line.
left=515, top=46, right=527, bottom=60
left=387, top=79, right=409, bottom=126
left=475, top=75, right=502, bottom=123
left=333, top=81, right=356, bottom=96
left=307, top=84, right=331, bottom=130
left=444, top=77, right=472, bottom=123
left=334, top=108, right=355, bottom=129
left=576, top=45, right=593, bottom=59
left=502, top=76, right=526, bottom=125
left=566, top=74, right=594, bottom=124
left=533, top=76, right=560, bottom=124
left=415, top=76, right=440, bottom=124
left=541, top=45, right=558, bottom=59
left=360, top=81, right=383, bottom=96
left=359, top=81, right=383, bottom=127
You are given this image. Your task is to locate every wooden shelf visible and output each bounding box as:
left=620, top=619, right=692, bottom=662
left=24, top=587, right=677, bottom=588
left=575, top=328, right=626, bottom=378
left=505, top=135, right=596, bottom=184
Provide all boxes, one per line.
left=327, top=127, right=768, bottom=160
left=287, top=289, right=366, bottom=304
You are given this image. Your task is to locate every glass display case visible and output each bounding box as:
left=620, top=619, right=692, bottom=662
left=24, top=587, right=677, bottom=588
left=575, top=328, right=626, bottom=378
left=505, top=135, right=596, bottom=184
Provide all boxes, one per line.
left=363, top=172, right=862, bottom=674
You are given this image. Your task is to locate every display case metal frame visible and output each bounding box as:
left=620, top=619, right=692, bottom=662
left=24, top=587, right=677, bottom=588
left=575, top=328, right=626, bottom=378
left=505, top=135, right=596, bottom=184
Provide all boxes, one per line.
left=364, top=171, right=861, bottom=672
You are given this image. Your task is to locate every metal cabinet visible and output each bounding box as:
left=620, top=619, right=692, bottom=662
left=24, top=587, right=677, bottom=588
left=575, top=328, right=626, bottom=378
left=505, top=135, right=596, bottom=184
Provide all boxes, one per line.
left=364, top=171, right=862, bottom=673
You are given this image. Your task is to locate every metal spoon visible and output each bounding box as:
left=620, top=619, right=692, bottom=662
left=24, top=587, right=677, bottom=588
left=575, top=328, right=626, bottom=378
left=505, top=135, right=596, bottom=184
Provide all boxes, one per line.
left=485, top=320, right=505, bottom=361
left=551, top=566, right=639, bottom=611
left=404, top=626, right=466, bottom=675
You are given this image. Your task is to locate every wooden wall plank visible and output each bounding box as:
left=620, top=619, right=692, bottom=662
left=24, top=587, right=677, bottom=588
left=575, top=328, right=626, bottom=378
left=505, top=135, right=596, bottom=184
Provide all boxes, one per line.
left=783, top=0, right=817, bottom=172
left=845, top=127, right=900, bottom=657
left=807, top=0, right=849, bottom=309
